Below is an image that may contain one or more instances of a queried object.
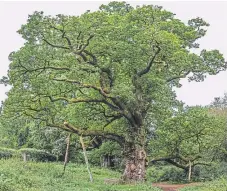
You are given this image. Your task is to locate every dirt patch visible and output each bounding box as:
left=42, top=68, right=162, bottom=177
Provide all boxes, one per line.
left=152, top=182, right=200, bottom=191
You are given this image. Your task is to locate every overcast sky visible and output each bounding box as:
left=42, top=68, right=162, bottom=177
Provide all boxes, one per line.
left=0, top=1, right=226, bottom=106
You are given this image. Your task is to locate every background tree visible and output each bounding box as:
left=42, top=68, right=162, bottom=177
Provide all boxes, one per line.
left=208, top=94, right=227, bottom=162
left=149, top=106, right=226, bottom=181
left=1, top=2, right=226, bottom=181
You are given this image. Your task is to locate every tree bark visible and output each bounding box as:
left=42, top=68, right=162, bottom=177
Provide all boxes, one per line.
left=122, top=144, right=147, bottom=182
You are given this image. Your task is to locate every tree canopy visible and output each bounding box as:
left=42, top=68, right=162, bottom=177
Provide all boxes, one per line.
left=1, top=1, right=226, bottom=181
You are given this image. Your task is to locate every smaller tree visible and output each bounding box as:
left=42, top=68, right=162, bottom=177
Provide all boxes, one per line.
left=208, top=94, right=227, bottom=162
left=149, top=106, right=226, bottom=181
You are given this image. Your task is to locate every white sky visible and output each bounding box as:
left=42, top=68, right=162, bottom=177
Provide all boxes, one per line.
left=0, top=1, right=226, bottom=106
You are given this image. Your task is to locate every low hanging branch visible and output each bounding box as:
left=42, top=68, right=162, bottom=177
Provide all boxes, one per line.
left=150, top=157, right=188, bottom=170
left=64, top=122, right=125, bottom=146
left=150, top=154, right=206, bottom=171
left=48, top=122, right=125, bottom=146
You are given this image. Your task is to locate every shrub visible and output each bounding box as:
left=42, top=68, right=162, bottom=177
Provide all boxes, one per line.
left=68, top=150, right=84, bottom=164
left=147, top=165, right=187, bottom=183
left=193, top=162, right=227, bottom=181
left=147, top=162, right=227, bottom=183
left=88, top=141, right=123, bottom=169
left=0, top=148, right=17, bottom=159
left=0, top=183, right=14, bottom=191
left=18, top=148, right=57, bottom=162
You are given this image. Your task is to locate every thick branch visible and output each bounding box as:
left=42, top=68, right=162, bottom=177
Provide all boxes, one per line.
left=49, top=122, right=125, bottom=146
left=166, top=159, right=188, bottom=170
left=46, top=95, right=121, bottom=112
left=137, top=45, right=161, bottom=77
left=48, top=96, right=103, bottom=104
left=52, top=78, right=110, bottom=98
left=192, top=162, right=211, bottom=167
left=43, top=38, right=69, bottom=50
left=150, top=157, right=188, bottom=170
left=167, top=71, right=191, bottom=82
left=103, top=115, right=122, bottom=128
left=20, top=65, right=70, bottom=74
left=77, top=35, right=94, bottom=54
left=166, top=69, right=204, bottom=83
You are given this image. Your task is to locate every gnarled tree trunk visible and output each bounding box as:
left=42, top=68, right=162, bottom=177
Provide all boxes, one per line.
left=122, top=143, right=147, bottom=182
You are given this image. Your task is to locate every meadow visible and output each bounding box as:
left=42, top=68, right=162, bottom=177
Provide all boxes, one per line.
left=1, top=159, right=227, bottom=191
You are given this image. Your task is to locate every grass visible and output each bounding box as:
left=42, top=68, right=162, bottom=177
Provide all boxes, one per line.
left=0, top=158, right=161, bottom=191
left=179, top=178, right=227, bottom=191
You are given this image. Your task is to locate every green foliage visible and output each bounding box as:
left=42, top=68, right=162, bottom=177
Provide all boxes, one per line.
left=0, top=148, right=17, bottom=159
left=2, top=1, right=226, bottom=143
left=147, top=165, right=187, bottom=183
left=19, top=148, right=57, bottom=162
left=147, top=162, right=227, bottom=183
left=89, top=141, right=122, bottom=167
left=149, top=106, right=226, bottom=169
left=0, top=158, right=162, bottom=191
left=68, top=150, right=84, bottom=164
left=193, top=162, right=227, bottom=181
left=1, top=1, right=226, bottom=180
left=95, top=141, right=122, bottom=156
left=208, top=93, right=227, bottom=162
left=0, top=115, right=33, bottom=148
left=0, top=147, right=57, bottom=162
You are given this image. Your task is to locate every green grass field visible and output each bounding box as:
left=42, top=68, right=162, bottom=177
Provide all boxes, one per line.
left=0, top=159, right=161, bottom=191
left=180, top=178, right=227, bottom=191
left=1, top=159, right=227, bottom=191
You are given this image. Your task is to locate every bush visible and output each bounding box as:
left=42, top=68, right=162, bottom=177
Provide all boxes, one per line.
left=68, top=150, right=84, bottom=164
left=88, top=141, right=123, bottom=169
left=193, top=162, right=227, bottom=181
left=147, top=165, right=187, bottom=183
left=0, top=183, right=14, bottom=191
left=0, top=148, right=17, bottom=159
left=19, top=148, right=57, bottom=162
left=147, top=162, right=227, bottom=183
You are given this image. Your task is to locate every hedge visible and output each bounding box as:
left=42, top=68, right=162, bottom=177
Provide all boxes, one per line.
left=18, top=148, right=57, bottom=162
left=0, top=147, right=17, bottom=159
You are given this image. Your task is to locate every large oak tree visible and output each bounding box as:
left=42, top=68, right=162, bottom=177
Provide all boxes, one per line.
left=2, top=2, right=226, bottom=181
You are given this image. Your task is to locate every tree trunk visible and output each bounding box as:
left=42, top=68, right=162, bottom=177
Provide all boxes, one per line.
left=122, top=144, right=147, bottom=182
